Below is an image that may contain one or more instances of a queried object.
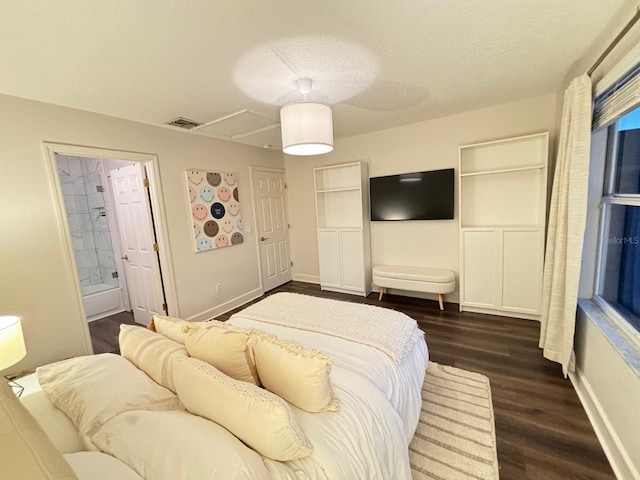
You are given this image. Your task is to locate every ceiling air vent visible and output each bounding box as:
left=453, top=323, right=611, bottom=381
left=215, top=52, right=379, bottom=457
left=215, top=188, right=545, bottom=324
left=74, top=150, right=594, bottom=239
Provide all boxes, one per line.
left=165, top=117, right=203, bottom=129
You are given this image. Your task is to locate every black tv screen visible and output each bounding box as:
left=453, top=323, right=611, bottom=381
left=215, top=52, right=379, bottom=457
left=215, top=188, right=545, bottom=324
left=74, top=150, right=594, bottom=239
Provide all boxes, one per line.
left=370, top=168, right=454, bottom=221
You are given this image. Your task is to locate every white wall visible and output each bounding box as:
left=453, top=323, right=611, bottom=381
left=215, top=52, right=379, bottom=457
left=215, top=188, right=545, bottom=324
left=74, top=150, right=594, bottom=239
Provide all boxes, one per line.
left=0, top=93, right=283, bottom=374
left=285, top=94, right=557, bottom=302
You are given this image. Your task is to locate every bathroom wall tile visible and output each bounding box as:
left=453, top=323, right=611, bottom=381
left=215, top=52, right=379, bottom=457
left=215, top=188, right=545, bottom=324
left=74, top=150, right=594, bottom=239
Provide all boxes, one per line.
left=97, top=249, right=115, bottom=269
left=75, top=195, right=89, bottom=213
left=83, top=158, right=101, bottom=174
left=88, top=266, right=102, bottom=285
left=93, top=214, right=110, bottom=232
left=82, top=231, right=96, bottom=250
left=68, top=157, right=82, bottom=175
left=85, top=173, right=102, bottom=193
left=60, top=175, right=80, bottom=195
left=63, top=194, right=77, bottom=215
left=101, top=266, right=119, bottom=287
left=56, top=156, right=69, bottom=174
left=74, top=177, right=87, bottom=195
left=60, top=175, right=86, bottom=195
left=78, top=267, right=91, bottom=287
left=67, top=214, right=81, bottom=234
left=70, top=231, right=84, bottom=252
left=87, top=192, right=105, bottom=210
left=75, top=249, right=98, bottom=269
left=94, top=231, right=113, bottom=250
left=78, top=213, right=92, bottom=232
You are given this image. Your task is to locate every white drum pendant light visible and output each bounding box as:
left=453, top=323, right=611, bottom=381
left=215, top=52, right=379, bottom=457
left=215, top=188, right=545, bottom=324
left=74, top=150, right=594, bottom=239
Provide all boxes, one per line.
left=280, top=78, right=333, bottom=156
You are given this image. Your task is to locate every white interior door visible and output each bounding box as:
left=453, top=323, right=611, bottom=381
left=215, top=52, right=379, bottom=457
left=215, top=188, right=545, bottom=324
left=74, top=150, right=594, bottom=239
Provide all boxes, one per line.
left=110, top=164, right=166, bottom=325
left=251, top=168, right=292, bottom=292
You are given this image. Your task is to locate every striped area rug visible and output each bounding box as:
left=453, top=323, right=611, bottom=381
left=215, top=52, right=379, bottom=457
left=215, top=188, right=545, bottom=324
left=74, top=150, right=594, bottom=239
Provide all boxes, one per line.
left=410, top=362, right=499, bottom=480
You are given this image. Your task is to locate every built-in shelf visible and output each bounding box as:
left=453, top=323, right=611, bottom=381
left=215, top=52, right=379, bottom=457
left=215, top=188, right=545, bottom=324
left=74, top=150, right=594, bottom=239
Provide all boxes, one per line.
left=314, top=162, right=371, bottom=297
left=460, top=165, right=545, bottom=177
left=459, top=132, right=549, bottom=320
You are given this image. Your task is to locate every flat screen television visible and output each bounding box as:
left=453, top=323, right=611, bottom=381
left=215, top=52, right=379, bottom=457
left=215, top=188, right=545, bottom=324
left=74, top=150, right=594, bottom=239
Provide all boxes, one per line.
left=370, top=168, right=454, bottom=221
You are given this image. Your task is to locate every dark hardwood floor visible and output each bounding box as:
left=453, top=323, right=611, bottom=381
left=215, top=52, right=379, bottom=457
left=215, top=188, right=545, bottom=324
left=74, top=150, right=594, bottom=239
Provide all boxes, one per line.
left=90, top=281, right=615, bottom=480
left=88, top=310, right=136, bottom=355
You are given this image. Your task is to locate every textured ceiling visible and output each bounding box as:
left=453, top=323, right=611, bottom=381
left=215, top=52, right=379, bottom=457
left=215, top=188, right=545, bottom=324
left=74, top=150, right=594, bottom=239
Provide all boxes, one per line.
left=0, top=0, right=625, bottom=151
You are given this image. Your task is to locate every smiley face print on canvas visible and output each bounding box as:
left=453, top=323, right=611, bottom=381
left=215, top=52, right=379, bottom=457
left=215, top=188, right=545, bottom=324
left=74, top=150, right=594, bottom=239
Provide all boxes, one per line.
left=185, top=169, right=243, bottom=252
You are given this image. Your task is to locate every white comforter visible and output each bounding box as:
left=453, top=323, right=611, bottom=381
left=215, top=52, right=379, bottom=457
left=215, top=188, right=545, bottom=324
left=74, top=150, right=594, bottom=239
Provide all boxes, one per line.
left=229, top=315, right=428, bottom=479
left=28, top=297, right=428, bottom=480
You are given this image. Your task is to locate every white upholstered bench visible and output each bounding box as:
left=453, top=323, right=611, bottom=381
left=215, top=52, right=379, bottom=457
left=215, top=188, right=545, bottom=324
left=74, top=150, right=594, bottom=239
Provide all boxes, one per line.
left=373, top=265, right=456, bottom=310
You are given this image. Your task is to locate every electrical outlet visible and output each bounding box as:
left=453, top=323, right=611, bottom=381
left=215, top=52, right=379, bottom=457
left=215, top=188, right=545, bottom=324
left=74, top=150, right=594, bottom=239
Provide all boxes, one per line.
left=216, top=283, right=223, bottom=293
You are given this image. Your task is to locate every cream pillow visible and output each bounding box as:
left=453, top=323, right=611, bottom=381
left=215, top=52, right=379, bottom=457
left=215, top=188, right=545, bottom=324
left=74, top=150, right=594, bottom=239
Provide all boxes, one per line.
left=185, top=321, right=259, bottom=385
left=119, top=324, right=188, bottom=393
left=37, top=353, right=182, bottom=446
left=151, top=314, right=192, bottom=344
left=173, top=357, right=312, bottom=461
left=91, top=410, right=271, bottom=480
left=250, top=331, right=338, bottom=413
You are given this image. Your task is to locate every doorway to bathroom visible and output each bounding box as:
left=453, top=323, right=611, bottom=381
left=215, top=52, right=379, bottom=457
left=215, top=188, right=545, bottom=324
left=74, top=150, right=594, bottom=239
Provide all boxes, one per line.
left=44, top=143, right=177, bottom=326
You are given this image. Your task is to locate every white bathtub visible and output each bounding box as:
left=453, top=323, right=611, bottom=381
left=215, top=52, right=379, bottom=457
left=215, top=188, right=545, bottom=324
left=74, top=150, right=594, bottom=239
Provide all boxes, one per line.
left=82, top=284, right=125, bottom=321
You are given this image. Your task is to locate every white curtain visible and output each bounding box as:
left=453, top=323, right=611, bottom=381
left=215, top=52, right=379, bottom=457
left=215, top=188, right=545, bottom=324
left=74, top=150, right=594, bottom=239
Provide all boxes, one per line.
left=539, top=75, right=593, bottom=377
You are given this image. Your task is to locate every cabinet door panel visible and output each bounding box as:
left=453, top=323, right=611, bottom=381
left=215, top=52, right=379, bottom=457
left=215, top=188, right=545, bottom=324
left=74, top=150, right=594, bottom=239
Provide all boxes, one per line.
left=339, top=229, right=364, bottom=291
left=502, top=230, right=542, bottom=313
left=317, top=230, right=341, bottom=288
left=463, top=231, right=497, bottom=307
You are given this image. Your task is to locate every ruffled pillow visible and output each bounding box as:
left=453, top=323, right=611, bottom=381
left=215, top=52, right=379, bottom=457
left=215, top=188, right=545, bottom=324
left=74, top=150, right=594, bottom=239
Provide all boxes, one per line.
left=249, top=330, right=338, bottom=413
left=119, top=325, right=188, bottom=393
left=184, top=321, right=259, bottom=385
left=173, top=356, right=312, bottom=461
left=150, top=314, right=193, bottom=344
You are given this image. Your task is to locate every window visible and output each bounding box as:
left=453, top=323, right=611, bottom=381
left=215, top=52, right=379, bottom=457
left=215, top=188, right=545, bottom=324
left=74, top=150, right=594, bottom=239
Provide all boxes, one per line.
left=596, top=106, right=640, bottom=336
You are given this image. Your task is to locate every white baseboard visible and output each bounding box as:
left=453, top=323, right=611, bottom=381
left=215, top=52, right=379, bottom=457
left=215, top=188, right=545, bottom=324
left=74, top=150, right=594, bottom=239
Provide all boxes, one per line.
left=570, top=368, right=640, bottom=480
left=293, top=273, right=320, bottom=284
left=185, top=287, right=264, bottom=322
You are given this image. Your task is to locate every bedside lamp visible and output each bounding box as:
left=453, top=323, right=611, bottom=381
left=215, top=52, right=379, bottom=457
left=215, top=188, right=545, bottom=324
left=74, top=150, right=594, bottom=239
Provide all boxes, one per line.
left=0, top=316, right=27, bottom=396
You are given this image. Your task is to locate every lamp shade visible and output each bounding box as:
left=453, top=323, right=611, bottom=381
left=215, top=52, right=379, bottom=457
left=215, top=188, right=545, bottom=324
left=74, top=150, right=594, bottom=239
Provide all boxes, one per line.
left=0, top=316, right=26, bottom=370
left=280, top=102, right=333, bottom=156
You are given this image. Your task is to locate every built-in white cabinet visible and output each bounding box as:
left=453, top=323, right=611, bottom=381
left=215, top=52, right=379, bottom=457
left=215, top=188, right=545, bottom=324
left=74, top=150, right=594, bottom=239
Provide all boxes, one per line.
left=314, top=162, right=371, bottom=296
left=459, top=132, right=548, bottom=319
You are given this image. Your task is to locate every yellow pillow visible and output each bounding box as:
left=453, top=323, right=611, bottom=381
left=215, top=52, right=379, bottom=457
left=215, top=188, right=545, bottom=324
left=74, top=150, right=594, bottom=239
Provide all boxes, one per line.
left=173, top=357, right=312, bottom=461
left=119, top=325, right=188, bottom=393
left=151, top=314, right=196, bottom=344
left=185, top=322, right=259, bottom=385
left=250, top=331, right=338, bottom=413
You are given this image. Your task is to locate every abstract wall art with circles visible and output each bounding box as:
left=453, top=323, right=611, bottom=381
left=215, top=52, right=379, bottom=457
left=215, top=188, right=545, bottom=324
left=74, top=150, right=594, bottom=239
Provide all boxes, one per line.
left=185, top=170, right=244, bottom=253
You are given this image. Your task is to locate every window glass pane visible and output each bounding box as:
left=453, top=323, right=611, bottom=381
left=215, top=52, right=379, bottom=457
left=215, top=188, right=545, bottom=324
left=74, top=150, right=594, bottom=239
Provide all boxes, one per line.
left=600, top=204, right=640, bottom=331
left=614, top=106, right=640, bottom=194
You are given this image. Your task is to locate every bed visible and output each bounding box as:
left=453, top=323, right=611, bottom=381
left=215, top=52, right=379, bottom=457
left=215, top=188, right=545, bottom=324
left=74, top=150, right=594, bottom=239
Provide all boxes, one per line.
left=20, top=293, right=428, bottom=480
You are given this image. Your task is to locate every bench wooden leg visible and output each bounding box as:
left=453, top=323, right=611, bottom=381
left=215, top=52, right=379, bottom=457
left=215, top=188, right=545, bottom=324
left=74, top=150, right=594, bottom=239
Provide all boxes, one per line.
left=378, top=288, right=385, bottom=301
left=438, top=294, right=444, bottom=311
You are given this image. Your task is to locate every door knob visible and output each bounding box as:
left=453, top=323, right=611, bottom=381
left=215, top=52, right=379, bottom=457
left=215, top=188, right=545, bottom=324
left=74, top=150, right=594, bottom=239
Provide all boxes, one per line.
left=121, top=255, right=129, bottom=261
left=260, top=236, right=269, bottom=242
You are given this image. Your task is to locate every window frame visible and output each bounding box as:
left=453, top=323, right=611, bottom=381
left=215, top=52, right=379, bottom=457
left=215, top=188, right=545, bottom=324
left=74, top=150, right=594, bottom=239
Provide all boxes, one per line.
left=593, top=119, right=640, bottom=347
